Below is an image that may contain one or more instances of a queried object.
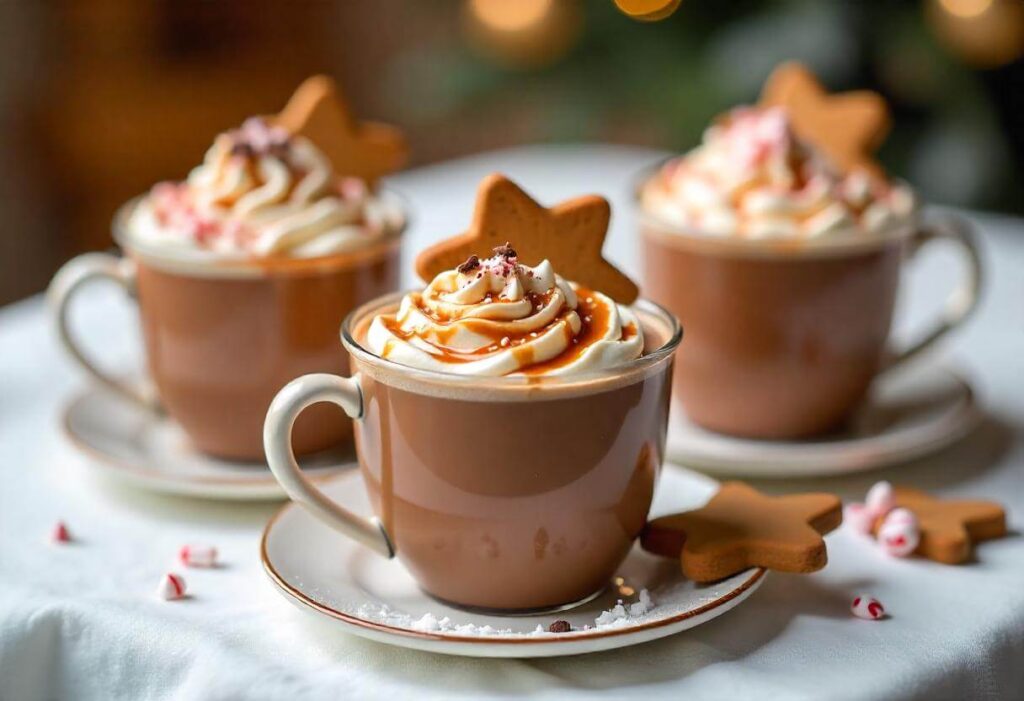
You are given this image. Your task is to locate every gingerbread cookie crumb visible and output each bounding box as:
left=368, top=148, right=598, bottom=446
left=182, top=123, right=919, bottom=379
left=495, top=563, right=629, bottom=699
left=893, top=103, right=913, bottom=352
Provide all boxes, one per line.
left=457, top=255, right=481, bottom=273
left=493, top=242, right=517, bottom=259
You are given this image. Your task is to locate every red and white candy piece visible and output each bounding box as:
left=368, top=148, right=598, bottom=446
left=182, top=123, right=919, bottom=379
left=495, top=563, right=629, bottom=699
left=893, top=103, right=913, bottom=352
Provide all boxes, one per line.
left=50, top=521, right=71, bottom=544
left=179, top=544, right=218, bottom=568
left=877, top=507, right=920, bottom=557
left=845, top=480, right=899, bottom=536
left=843, top=503, right=875, bottom=535
left=865, top=481, right=896, bottom=516
left=851, top=595, right=885, bottom=620
left=156, top=573, right=187, bottom=601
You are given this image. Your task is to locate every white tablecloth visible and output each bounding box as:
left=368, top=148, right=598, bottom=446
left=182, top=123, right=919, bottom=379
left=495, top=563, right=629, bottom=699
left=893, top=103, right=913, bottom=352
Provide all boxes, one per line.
left=1, top=145, right=1022, bottom=701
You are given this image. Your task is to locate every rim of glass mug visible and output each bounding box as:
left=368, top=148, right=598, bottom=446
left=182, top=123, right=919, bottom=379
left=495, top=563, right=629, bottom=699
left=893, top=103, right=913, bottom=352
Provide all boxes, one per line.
left=339, top=291, right=683, bottom=401
left=110, top=189, right=410, bottom=279
left=632, top=159, right=924, bottom=260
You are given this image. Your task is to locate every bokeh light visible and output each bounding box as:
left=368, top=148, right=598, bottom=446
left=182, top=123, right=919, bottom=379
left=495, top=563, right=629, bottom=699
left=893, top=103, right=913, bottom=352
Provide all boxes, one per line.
left=469, top=0, right=553, bottom=31
left=929, top=0, right=1024, bottom=67
left=938, top=0, right=993, bottom=20
left=462, top=0, right=582, bottom=69
left=614, top=0, right=681, bottom=22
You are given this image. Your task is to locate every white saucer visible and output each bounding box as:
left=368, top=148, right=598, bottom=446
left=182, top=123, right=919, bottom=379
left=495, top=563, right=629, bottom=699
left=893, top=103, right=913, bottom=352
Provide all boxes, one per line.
left=666, top=363, right=981, bottom=479
left=261, top=468, right=765, bottom=658
left=62, top=388, right=349, bottom=500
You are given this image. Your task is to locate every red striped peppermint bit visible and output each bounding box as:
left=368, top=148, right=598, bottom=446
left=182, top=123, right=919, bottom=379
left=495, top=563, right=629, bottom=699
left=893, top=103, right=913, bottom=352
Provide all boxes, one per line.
left=50, top=521, right=71, bottom=544
left=851, top=595, right=886, bottom=620
left=843, top=503, right=875, bottom=535
left=877, top=508, right=920, bottom=557
left=864, top=481, right=896, bottom=516
left=156, top=573, right=187, bottom=601
left=179, top=544, right=218, bottom=568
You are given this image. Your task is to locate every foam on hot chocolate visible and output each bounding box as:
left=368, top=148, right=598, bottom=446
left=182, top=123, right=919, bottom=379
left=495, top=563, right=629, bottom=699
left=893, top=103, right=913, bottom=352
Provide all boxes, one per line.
left=641, top=107, right=915, bottom=241
left=365, top=245, right=644, bottom=377
left=125, top=118, right=402, bottom=261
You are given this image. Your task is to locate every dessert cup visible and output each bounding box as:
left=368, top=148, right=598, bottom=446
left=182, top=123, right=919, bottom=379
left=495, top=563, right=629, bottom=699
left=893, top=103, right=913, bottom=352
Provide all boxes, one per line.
left=50, top=194, right=406, bottom=460
left=264, top=292, right=681, bottom=612
left=635, top=166, right=982, bottom=439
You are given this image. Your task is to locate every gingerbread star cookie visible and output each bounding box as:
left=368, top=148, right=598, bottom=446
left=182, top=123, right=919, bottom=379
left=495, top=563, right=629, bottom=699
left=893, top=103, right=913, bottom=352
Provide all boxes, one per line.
left=877, top=487, right=1007, bottom=565
left=274, top=75, right=407, bottom=187
left=642, top=482, right=842, bottom=583
left=760, top=62, right=890, bottom=178
left=415, top=174, right=638, bottom=303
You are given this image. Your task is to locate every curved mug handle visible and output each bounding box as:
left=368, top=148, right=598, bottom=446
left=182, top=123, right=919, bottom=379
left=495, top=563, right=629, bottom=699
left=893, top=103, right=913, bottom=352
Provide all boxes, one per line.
left=881, top=214, right=983, bottom=372
left=264, top=373, right=395, bottom=558
left=48, top=252, right=159, bottom=410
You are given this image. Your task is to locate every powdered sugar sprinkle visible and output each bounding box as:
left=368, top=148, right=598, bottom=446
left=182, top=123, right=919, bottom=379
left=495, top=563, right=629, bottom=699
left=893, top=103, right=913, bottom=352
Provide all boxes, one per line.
left=355, top=589, right=657, bottom=638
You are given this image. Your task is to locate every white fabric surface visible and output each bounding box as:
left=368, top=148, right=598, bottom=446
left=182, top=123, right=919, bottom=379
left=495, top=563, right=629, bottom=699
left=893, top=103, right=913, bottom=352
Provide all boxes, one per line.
left=1, top=145, right=1022, bottom=701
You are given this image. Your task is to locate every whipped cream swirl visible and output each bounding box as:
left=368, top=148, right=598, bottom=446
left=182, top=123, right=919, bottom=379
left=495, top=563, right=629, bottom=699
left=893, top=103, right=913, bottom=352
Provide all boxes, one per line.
left=367, top=246, right=644, bottom=376
left=126, top=118, right=401, bottom=259
left=642, top=107, right=915, bottom=240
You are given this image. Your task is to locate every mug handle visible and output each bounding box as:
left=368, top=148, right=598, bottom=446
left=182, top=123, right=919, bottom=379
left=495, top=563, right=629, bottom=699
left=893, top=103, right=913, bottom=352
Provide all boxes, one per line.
left=881, top=214, right=983, bottom=372
left=48, top=252, right=159, bottom=410
left=264, top=373, right=395, bottom=558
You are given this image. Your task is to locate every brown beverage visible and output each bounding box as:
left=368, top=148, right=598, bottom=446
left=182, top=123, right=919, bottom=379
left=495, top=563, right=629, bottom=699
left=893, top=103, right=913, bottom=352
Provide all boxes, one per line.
left=51, top=115, right=406, bottom=460
left=637, top=107, right=981, bottom=439
left=131, top=243, right=399, bottom=459
left=265, top=247, right=681, bottom=611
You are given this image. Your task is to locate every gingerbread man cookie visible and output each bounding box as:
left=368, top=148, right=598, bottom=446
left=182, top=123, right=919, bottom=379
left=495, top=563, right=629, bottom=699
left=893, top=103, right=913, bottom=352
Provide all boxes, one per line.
left=875, top=487, right=1007, bottom=565
left=274, top=75, right=407, bottom=187
left=760, top=62, right=890, bottom=178
left=642, top=482, right=842, bottom=583
left=415, top=174, right=639, bottom=304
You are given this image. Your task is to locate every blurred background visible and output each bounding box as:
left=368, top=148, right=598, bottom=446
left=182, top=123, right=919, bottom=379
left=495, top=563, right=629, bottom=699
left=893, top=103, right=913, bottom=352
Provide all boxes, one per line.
left=1, top=0, right=1021, bottom=305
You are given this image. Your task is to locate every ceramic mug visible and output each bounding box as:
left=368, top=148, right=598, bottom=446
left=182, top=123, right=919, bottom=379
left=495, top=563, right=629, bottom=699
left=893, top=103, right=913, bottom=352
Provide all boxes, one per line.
left=636, top=176, right=982, bottom=439
left=49, top=197, right=404, bottom=460
left=263, top=292, right=681, bottom=612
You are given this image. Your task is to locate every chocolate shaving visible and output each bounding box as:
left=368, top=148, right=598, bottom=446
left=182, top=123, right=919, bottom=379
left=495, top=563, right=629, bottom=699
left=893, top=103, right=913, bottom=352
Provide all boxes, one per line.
left=230, top=142, right=255, bottom=158
left=267, top=138, right=291, bottom=158
left=548, top=620, right=572, bottom=633
left=492, top=242, right=517, bottom=259
left=457, top=255, right=481, bottom=274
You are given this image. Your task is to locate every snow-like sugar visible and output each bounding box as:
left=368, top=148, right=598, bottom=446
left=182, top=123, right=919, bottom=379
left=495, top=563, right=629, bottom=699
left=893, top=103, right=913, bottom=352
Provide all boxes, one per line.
left=356, top=588, right=656, bottom=638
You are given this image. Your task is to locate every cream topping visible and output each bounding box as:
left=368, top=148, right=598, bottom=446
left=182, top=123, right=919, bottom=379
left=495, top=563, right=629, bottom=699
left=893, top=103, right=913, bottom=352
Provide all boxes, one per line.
left=367, top=246, right=644, bottom=377
left=641, top=107, right=915, bottom=240
left=126, top=118, right=401, bottom=259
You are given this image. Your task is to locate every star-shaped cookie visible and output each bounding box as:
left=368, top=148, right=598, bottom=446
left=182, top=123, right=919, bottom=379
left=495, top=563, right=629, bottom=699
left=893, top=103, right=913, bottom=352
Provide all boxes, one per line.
left=274, top=75, right=407, bottom=187
left=642, top=482, right=842, bottom=583
left=760, top=62, right=890, bottom=178
left=415, top=174, right=639, bottom=304
left=878, top=487, right=1006, bottom=564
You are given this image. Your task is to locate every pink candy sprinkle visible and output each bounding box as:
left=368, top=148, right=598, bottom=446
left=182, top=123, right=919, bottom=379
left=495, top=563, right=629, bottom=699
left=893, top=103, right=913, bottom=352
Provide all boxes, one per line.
left=50, top=521, right=71, bottom=544
left=179, top=544, right=218, bottom=568
left=878, top=508, right=920, bottom=558
left=339, top=176, right=368, bottom=201
left=851, top=595, right=886, bottom=620
left=845, top=480, right=897, bottom=536
left=156, top=573, right=187, bottom=601
left=843, top=503, right=875, bottom=536
left=865, top=481, right=896, bottom=516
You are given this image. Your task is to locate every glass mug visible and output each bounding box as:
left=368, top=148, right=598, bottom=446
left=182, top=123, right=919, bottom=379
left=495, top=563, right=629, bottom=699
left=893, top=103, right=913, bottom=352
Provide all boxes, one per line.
left=264, top=292, right=682, bottom=612
left=635, top=171, right=983, bottom=439
left=49, top=196, right=405, bottom=460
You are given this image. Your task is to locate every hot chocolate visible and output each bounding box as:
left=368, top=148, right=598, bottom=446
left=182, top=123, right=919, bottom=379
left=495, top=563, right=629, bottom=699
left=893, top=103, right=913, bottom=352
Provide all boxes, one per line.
left=636, top=68, right=980, bottom=439
left=350, top=288, right=675, bottom=610
left=51, top=77, right=407, bottom=460
left=264, top=177, right=681, bottom=611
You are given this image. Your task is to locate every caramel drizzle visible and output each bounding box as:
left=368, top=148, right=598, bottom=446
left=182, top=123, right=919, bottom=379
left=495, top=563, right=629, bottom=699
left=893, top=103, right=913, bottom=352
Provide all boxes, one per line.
left=379, top=285, right=624, bottom=372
